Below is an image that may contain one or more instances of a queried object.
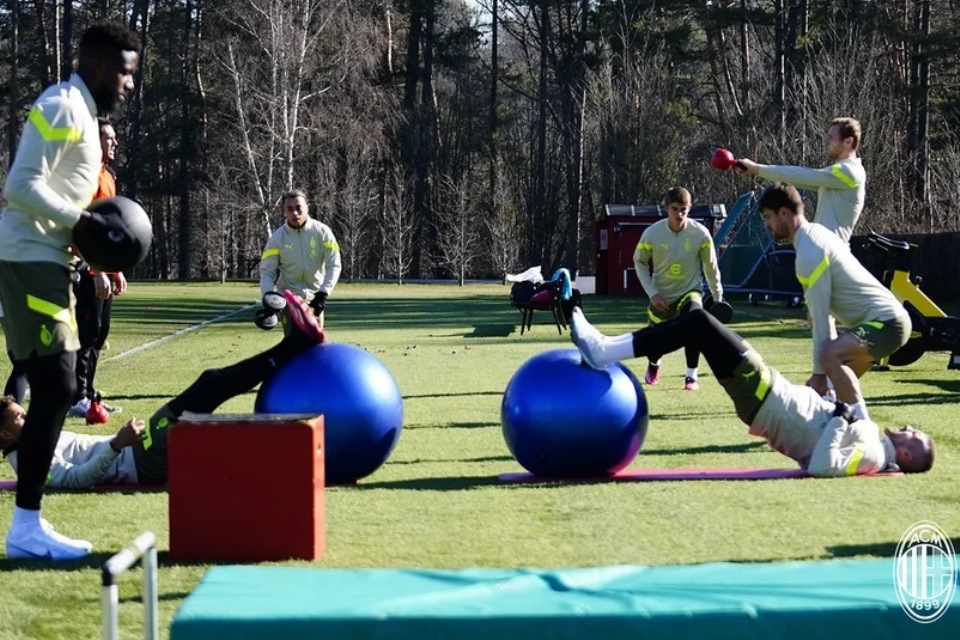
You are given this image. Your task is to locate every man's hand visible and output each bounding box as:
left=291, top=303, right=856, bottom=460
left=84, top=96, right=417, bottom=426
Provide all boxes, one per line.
left=650, top=293, right=669, bottom=313
left=94, top=272, right=112, bottom=300
left=310, top=291, right=328, bottom=316
left=806, top=373, right=830, bottom=397
left=732, top=158, right=760, bottom=177
left=110, top=419, right=146, bottom=451
left=111, top=272, right=127, bottom=295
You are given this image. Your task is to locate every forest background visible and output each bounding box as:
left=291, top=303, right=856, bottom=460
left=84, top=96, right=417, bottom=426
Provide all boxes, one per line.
left=1, top=1, right=957, bottom=283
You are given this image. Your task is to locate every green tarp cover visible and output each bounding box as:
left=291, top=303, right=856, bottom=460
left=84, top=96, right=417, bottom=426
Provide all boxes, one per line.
left=171, top=558, right=958, bottom=639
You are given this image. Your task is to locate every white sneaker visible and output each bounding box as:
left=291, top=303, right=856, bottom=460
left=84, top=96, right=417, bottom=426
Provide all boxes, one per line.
left=68, top=398, right=91, bottom=418
left=6, top=520, right=93, bottom=560
left=570, top=307, right=607, bottom=370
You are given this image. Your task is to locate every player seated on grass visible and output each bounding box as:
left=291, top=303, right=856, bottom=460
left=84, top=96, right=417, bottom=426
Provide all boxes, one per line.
left=569, top=307, right=934, bottom=478
left=0, top=292, right=323, bottom=508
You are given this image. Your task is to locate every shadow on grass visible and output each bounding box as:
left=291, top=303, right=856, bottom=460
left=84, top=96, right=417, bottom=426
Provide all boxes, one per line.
left=404, top=391, right=502, bottom=400
left=825, top=538, right=960, bottom=559
left=356, top=475, right=503, bottom=491
left=643, top=441, right=768, bottom=456
left=465, top=324, right=518, bottom=338
left=405, top=421, right=498, bottom=430
left=897, top=378, right=960, bottom=394
left=866, top=393, right=960, bottom=407
left=387, top=455, right=515, bottom=465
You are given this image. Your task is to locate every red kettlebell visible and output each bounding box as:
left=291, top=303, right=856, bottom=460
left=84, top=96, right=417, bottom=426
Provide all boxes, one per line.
left=710, top=147, right=737, bottom=171
left=86, top=393, right=110, bottom=425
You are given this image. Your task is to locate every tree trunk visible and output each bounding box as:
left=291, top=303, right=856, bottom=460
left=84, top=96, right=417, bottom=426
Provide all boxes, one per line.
left=32, top=0, right=54, bottom=86
left=178, top=0, right=195, bottom=279
left=489, top=0, right=499, bottom=203
left=907, top=0, right=931, bottom=227
left=7, top=0, right=19, bottom=168
left=60, top=0, right=73, bottom=82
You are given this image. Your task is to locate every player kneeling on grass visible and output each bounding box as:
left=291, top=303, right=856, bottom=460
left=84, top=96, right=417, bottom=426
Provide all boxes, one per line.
left=570, top=307, right=934, bottom=477
left=0, top=292, right=323, bottom=499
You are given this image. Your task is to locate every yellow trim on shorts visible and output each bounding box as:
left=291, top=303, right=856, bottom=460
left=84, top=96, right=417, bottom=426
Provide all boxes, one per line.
left=28, top=107, right=83, bottom=142
left=830, top=164, right=859, bottom=188
left=26, top=294, right=75, bottom=328
left=796, top=255, right=830, bottom=287
left=845, top=444, right=865, bottom=475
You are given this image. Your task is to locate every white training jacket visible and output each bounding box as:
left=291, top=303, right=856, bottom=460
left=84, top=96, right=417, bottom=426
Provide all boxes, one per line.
left=7, top=432, right=139, bottom=489
left=259, top=217, right=342, bottom=302
left=0, top=74, right=101, bottom=266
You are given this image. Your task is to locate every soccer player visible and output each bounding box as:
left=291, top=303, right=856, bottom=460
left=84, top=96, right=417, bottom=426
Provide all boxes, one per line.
left=569, top=307, right=934, bottom=478
left=632, top=187, right=723, bottom=390
left=756, top=183, right=909, bottom=421
left=0, top=22, right=141, bottom=560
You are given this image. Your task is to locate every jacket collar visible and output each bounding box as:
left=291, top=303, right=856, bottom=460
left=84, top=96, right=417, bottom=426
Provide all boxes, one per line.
left=70, top=73, right=99, bottom=118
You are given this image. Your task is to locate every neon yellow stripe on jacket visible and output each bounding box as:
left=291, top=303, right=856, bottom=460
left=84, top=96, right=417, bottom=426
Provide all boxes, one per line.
left=845, top=444, right=865, bottom=475
left=323, top=241, right=339, bottom=251
left=28, top=107, right=83, bottom=142
left=796, top=255, right=830, bottom=288
left=26, top=294, right=76, bottom=328
left=261, top=248, right=280, bottom=259
left=830, top=164, right=859, bottom=188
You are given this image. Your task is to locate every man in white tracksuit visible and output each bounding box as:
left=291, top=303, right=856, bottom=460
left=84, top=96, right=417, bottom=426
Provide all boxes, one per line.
left=755, top=183, right=909, bottom=423
left=735, top=117, right=865, bottom=243
left=632, top=187, right=723, bottom=390
left=258, top=189, right=342, bottom=329
left=569, top=307, right=934, bottom=478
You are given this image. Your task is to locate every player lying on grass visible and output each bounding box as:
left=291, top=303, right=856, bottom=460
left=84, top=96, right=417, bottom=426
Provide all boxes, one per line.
left=569, top=306, right=934, bottom=477
left=0, top=292, right=324, bottom=496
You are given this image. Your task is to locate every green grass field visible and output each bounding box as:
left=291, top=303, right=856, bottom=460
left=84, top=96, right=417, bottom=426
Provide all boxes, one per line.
left=1, top=282, right=958, bottom=639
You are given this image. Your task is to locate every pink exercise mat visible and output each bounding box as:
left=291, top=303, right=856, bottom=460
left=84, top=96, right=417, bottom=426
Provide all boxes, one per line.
left=498, top=467, right=903, bottom=483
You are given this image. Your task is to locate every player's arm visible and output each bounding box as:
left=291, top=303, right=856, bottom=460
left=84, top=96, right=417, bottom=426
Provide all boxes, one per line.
left=258, top=233, right=281, bottom=297
left=756, top=164, right=861, bottom=191
left=47, top=421, right=145, bottom=489
left=699, top=234, right=723, bottom=301
left=632, top=231, right=657, bottom=298
left=797, top=250, right=832, bottom=376
left=318, top=227, right=342, bottom=295
left=807, top=417, right=882, bottom=477
left=3, top=101, right=89, bottom=228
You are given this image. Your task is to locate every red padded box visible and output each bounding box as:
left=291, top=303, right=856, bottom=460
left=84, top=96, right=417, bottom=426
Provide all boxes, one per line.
left=168, top=412, right=324, bottom=562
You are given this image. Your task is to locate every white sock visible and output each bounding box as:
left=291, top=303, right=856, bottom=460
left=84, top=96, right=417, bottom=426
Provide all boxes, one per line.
left=850, top=401, right=870, bottom=422
left=648, top=358, right=661, bottom=368
left=686, top=367, right=698, bottom=380
left=11, top=506, right=41, bottom=530
left=601, top=334, right=637, bottom=365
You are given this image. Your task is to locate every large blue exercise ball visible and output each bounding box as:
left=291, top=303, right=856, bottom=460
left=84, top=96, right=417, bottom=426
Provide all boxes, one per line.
left=255, top=342, right=403, bottom=485
left=501, top=349, right=648, bottom=477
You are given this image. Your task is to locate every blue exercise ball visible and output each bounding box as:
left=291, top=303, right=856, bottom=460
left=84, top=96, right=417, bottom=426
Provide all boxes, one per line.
left=255, top=342, right=403, bottom=485
left=501, top=348, right=648, bottom=477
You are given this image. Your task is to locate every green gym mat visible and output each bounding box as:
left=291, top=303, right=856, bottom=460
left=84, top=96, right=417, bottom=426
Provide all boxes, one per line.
left=170, top=558, right=958, bottom=639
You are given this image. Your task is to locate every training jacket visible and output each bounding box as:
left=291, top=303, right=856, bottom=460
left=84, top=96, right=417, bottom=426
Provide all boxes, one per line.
left=794, top=222, right=907, bottom=375
left=756, top=157, right=866, bottom=244
left=259, top=218, right=342, bottom=302
left=0, top=74, right=101, bottom=265
left=7, top=432, right=139, bottom=488
left=750, top=369, right=896, bottom=476
left=633, top=219, right=722, bottom=304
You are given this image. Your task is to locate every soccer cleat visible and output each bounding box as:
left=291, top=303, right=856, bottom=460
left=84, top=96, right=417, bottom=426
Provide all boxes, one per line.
left=644, top=365, right=660, bottom=385
left=68, top=398, right=91, bottom=418
left=6, top=520, right=93, bottom=561
left=570, top=307, right=605, bottom=370
left=281, top=290, right=326, bottom=344
left=683, top=376, right=699, bottom=391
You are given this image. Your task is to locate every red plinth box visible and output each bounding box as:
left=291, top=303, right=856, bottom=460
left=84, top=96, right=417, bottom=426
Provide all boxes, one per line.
left=168, top=412, right=325, bottom=562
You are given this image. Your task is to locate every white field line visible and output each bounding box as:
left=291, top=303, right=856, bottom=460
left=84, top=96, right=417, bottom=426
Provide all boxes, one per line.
left=105, top=303, right=259, bottom=363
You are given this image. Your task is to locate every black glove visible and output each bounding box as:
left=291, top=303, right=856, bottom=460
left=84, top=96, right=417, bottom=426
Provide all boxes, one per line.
left=310, top=291, right=328, bottom=315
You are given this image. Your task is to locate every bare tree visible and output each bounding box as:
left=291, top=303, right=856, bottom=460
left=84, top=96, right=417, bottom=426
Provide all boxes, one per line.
left=380, top=166, right=413, bottom=284
left=433, top=173, right=482, bottom=285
